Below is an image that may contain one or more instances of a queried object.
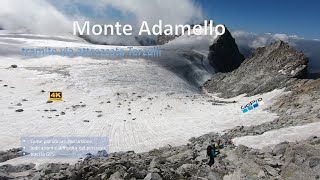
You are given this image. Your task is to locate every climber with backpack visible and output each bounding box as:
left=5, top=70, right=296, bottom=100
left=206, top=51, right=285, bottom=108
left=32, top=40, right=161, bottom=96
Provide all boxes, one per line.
left=207, top=140, right=220, bottom=167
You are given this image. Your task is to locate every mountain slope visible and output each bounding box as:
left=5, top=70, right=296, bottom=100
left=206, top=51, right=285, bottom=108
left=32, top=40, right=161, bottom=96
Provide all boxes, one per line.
left=203, top=41, right=308, bottom=98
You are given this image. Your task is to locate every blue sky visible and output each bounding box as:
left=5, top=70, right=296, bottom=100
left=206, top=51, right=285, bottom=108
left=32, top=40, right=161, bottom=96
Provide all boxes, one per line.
left=47, top=0, right=319, bottom=39
left=198, top=0, right=320, bottom=39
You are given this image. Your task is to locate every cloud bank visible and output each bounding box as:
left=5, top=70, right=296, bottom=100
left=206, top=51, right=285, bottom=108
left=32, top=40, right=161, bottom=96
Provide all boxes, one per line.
left=51, top=0, right=203, bottom=25
left=0, top=0, right=203, bottom=35
left=0, top=0, right=70, bottom=34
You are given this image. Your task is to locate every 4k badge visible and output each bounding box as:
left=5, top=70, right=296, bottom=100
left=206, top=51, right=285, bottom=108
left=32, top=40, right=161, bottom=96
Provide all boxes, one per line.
left=49, top=92, right=63, bottom=101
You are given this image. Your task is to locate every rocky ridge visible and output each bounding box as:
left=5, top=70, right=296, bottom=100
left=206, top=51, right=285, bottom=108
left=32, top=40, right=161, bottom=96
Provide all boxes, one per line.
left=0, top=148, right=23, bottom=163
left=204, top=41, right=309, bottom=98
left=203, top=40, right=319, bottom=138
left=1, top=134, right=319, bottom=179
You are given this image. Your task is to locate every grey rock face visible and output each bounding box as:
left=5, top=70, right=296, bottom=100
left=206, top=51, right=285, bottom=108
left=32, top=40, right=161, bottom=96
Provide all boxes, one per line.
left=144, top=173, right=162, bottom=180
left=0, top=148, right=24, bottom=163
left=272, top=141, right=289, bottom=156
left=0, top=164, right=35, bottom=174
left=204, top=41, right=309, bottom=98
left=208, top=27, right=245, bottom=73
left=157, top=34, right=179, bottom=45
left=280, top=137, right=320, bottom=179
left=0, top=172, right=14, bottom=180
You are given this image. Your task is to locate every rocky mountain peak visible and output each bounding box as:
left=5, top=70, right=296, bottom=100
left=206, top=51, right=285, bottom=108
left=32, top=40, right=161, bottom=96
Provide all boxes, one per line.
left=254, top=41, right=308, bottom=78
left=208, top=27, right=245, bottom=73
left=203, top=41, right=309, bottom=98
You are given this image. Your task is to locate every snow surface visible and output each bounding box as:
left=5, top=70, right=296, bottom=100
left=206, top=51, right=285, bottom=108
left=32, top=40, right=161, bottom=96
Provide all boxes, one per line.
left=232, top=122, right=320, bottom=149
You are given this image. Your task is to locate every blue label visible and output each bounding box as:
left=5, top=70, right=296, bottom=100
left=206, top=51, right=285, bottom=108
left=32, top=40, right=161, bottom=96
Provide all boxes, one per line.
left=241, top=98, right=263, bottom=113
left=242, top=108, right=249, bottom=113
left=21, top=136, right=109, bottom=158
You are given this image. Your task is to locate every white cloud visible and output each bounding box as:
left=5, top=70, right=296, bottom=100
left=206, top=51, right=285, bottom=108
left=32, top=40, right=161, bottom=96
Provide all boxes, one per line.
left=0, top=0, right=70, bottom=34
left=0, top=0, right=204, bottom=34
left=56, top=0, right=203, bottom=25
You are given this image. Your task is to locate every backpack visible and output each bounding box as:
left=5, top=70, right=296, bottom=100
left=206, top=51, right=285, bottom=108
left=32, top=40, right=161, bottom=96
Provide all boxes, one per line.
left=211, top=148, right=217, bottom=157
left=207, top=145, right=213, bottom=156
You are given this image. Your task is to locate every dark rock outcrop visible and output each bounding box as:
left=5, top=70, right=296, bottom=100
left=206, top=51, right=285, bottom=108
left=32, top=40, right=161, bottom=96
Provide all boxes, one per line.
left=208, top=27, right=245, bottom=73
left=204, top=41, right=309, bottom=98
left=0, top=172, right=14, bottom=180
left=157, top=34, right=179, bottom=45
left=0, top=148, right=24, bottom=163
